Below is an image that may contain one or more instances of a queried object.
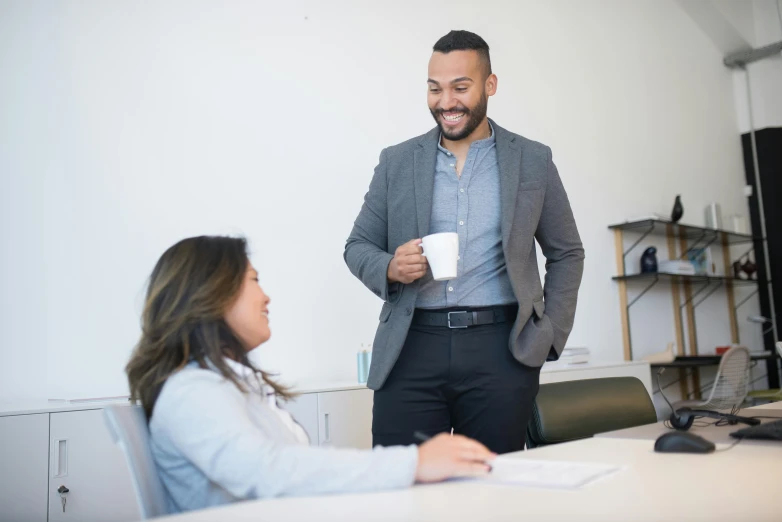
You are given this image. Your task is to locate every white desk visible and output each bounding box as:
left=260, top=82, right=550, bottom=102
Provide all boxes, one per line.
left=596, top=405, right=782, bottom=445
left=750, top=400, right=782, bottom=411
left=151, top=436, right=780, bottom=522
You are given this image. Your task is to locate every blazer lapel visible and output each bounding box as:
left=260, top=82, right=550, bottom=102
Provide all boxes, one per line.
left=493, top=120, right=522, bottom=246
left=413, top=128, right=439, bottom=238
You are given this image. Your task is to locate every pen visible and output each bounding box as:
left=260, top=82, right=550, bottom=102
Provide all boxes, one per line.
left=413, top=431, right=431, bottom=443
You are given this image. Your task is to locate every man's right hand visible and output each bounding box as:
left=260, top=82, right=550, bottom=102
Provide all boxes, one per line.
left=387, top=239, right=428, bottom=284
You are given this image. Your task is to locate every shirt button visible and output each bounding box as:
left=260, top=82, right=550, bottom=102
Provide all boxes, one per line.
left=457, top=255, right=461, bottom=260
left=448, top=287, right=454, bottom=292
left=450, top=164, right=455, bottom=167
left=460, top=188, right=464, bottom=193
left=459, top=221, right=464, bottom=225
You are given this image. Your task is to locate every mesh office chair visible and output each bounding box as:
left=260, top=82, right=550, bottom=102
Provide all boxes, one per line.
left=527, top=377, right=657, bottom=448
left=671, top=345, right=751, bottom=413
left=746, top=341, right=782, bottom=404
left=103, top=404, right=170, bottom=519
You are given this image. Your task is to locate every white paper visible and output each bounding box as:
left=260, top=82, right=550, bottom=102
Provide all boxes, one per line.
left=476, top=457, right=624, bottom=490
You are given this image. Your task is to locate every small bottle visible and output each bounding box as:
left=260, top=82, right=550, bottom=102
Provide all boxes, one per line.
left=357, top=344, right=371, bottom=384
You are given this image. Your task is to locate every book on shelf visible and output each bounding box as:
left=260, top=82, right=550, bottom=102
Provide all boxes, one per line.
left=548, top=347, right=590, bottom=366
left=559, top=354, right=590, bottom=365
left=658, top=260, right=696, bottom=275
left=686, top=247, right=716, bottom=276
left=623, top=213, right=668, bottom=223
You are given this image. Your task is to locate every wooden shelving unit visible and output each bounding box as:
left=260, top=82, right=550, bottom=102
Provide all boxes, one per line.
left=609, top=219, right=760, bottom=399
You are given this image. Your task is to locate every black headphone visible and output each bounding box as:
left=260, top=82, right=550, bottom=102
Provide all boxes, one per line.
left=656, top=369, right=761, bottom=431
left=668, top=407, right=760, bottom=430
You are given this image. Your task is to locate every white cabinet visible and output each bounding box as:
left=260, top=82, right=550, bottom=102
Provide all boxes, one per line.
left=0, top=414, right=49, bottom=522
left=317, top=389, right=373, bottom=449
left=47, top=409, right=139, bottom=522
left=282, top=392, right=319, bottom=444
left=282, top=388, right=374, bottom=449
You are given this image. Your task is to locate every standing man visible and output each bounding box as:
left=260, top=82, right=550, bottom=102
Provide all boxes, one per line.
left=344, top=30, right=584, bottom=454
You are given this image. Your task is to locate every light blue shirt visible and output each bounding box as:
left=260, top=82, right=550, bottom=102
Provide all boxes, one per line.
left=149, top=361, right=418, bottom=513
left=416, top=124, right=516, bottom=308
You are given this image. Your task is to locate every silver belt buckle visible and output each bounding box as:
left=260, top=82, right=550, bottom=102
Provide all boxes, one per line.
left=447, top=311, right=469, bottom=329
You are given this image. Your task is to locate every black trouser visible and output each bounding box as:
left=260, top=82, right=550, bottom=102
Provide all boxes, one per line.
left=372, top=305, right=541, bottom=454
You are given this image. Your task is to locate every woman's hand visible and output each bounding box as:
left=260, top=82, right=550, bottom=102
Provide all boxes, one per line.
left=415, top=433, right=495, bottom=483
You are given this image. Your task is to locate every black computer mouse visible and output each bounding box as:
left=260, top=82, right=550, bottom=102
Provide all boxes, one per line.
left=654, top=431, right=715, bottom=454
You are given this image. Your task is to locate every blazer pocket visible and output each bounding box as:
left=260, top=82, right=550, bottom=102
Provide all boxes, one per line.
left=379, top=302, right=392, bottom=322
left=519, top=180, right=544, bottom=191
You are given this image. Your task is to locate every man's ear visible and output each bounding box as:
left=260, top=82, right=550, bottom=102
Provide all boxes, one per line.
left=485, top=73, right=498, bottom=96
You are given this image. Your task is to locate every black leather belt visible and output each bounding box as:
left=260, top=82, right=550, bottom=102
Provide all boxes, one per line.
left=412, top=305, right=518, bottom=329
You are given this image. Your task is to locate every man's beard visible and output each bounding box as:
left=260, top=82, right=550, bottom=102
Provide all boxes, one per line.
left=430, top=90, right=488, bottom=141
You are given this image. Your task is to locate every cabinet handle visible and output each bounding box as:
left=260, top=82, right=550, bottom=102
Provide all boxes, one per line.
left=323, top=413, right=330, bottom=444
left=53, top=439, right=68, bottom=477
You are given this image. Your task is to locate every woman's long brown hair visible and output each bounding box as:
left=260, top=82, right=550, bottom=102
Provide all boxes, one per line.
left=126, top=235, right=290, bottom=419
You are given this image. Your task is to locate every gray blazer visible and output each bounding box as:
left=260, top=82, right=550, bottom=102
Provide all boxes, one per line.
left=344, top=120, right=584, bottom=390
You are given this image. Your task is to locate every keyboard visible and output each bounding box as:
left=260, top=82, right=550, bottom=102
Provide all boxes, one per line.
left=730, top=419, right=782, bottom=441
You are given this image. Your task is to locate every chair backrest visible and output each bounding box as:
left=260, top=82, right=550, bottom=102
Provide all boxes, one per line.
left=526, top=376, right=657, bottom=448
left=700, top=345, right=750, bottom=410
left=103, top=404, right=169, bottom=519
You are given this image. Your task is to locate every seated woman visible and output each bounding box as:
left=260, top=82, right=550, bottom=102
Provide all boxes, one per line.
left=126, top=235, right=494, bottom=513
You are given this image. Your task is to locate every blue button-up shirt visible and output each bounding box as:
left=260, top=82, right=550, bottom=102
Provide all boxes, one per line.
left=416, top=125, right=516, bottom=309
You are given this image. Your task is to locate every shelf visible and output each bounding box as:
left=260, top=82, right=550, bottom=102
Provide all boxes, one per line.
left=608, top=219, right=756, bottom=246
left=613, top=272, right=759, bottom=286
left=609, top=217, right=772, bottom=394
left=649, top=353, right=775, bottom=368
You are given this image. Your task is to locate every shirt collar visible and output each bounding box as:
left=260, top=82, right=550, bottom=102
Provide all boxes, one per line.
left=438, top=121, right=495, bottom=154
left=197, top=353, right=269, bottom=396
left=223, top=356, right=254, bottom=380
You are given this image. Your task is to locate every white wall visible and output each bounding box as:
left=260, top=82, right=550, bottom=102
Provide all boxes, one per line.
left=732, top=0, right=782, bottom=133
left=0, top=0, right=757, bottom=401
left=714, top=0, right=759, bottom=44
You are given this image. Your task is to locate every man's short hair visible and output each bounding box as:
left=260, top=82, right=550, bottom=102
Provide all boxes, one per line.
left=433, top=30, right=492, bottom=77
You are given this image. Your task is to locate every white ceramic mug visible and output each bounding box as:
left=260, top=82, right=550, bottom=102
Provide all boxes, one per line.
left=421, top=232, right=459, bottom=281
